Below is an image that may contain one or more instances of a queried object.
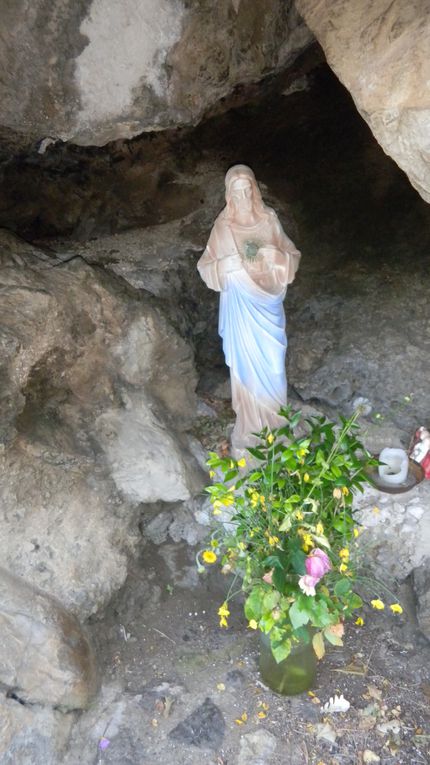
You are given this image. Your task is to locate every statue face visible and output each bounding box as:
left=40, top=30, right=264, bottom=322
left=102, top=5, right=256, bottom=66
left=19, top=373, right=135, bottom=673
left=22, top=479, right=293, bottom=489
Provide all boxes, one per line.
left=230, top=179, right=253, bottom=214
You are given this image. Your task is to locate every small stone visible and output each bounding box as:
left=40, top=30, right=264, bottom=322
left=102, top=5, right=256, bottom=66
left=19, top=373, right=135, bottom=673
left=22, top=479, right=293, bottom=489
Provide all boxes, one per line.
left=377, top=720, right=401, bottom=735
left=408, top=506, right=424, bottom=521
left=315, top=722, right=337, bottom=743
left=196, top=399, right=217, bottom=418
left=169, top=697, right=225, bottom=750
left=237, top=730, right=278, bottom=765
left=363, top=750, right=380, bottom=763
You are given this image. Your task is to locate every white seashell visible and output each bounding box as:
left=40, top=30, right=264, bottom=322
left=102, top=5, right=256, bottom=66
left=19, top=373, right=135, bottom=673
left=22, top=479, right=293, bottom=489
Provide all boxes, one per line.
left=321, top=693, right=350, bottom=713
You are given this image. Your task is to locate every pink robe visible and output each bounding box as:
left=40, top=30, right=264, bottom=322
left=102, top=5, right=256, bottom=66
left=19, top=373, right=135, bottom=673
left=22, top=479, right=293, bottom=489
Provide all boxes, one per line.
left=198, top=208, right=301, bottom=454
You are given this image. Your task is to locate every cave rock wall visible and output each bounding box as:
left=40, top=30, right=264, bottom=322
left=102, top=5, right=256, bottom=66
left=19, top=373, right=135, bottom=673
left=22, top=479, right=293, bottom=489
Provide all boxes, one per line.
left=0, top=0, right=312, bottom=147
left=296, top=0, right=430, bottom=203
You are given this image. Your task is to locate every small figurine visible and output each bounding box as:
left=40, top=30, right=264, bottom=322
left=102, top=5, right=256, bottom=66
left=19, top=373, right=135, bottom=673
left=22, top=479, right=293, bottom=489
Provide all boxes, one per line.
left=409, top=426, right=430, bottom=478
left=197, top=165, right=301, bottom=455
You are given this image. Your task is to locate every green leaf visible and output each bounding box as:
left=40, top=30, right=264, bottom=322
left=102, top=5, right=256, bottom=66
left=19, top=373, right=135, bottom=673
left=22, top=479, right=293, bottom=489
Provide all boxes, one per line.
left=324, top=626, right=344, bottom=646
left=349, top=593, right=363, bottom=609
left=294, top=625, right=312, bottom=644
left=311, top=599, right=333, bottom=627
left=312, top=534, right=330, bottom=548
left=244, top=588, right=264, bottom=621
left=290, top=548, right=306, bottom=575
left=289, top=600, right=310, bottom=630
left=260, top=614, right=275, bottom=634
left=312, top=631, right=325, bottom=660
left=334, top=578, right=352, bottom=597
left=246, top=447, right=266, bottom=460
left=263, top=590, right=280, bottom=611
left=272, top=566, right=286, bottom=593
left=224, top=469, right=238, bottom=482
left=263, top=555, right=284, bottom=570
left=284, top=494, right=301, bottom=505
left=271, top=639, right=292, bottom=664
left=279, top=515, right=292, bottom=532
left=289, top=411, right=302, bottom=429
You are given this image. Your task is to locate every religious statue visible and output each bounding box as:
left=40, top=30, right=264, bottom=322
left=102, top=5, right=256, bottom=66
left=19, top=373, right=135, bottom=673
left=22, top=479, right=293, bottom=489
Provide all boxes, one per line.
left=197, top=164, right=301, bottom=455
left=409, top=426, right=430, bottom=478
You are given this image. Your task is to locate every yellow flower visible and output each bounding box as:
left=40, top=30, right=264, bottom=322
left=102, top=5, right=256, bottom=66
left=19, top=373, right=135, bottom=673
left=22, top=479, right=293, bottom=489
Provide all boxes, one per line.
left=372, top=506, right=380, bottom=514
left=237, top=457, right=246, bottom=468
left=332, top=487, right=342, bottom=499
left=209, top=470, right=215, bottom=478
left=339, top=563, right=348, bottom=573
left=238, top=541, right=247, bottom=551
left=295, top=511, right=304, bottom=521
left=202, top=550, right=217, bottom=564
left=342, top=486, right=349, bottom=496
left=257, top=711, right=267, bottom=719
left=303, top=473, right=310, bottom=483
left=251, top=491, right=259, bottom=502
left=235, top=712, right=248, bottom=725
left=298, top=448, right=308, bottom=457
left=389, top=603, right=403, bottom=615
left=302, top=533, right=314, bottom=552
left=353, top=527, right=360, bottom=538
left=221, top=494, right=234, bottom=506
left=218, top=602, right=230, bottom=628
left=248, top=619, right=258, bottom=630
left=267, top=433, right=274, bottom=444
left=371, top=598, right=385, bottom=610
left=339, top=548, right=349, bottom=560
left=355, top=616, right=364, bottom=626
left=213, top=508, right=222, bottom=516
left=260, top=495, right=266, bottom=504
left=316, top=522, right=324, bottom=535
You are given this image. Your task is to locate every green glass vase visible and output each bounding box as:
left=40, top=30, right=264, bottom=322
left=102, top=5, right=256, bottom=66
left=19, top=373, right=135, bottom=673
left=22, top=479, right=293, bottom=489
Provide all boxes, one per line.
left=259, top=631, right=317, bottom=695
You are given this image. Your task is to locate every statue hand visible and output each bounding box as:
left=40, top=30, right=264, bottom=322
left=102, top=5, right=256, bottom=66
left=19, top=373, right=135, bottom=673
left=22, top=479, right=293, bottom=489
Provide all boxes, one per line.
left=220, top=254, right=242, bottom=274
left=258, top=246, right=286, bottom=269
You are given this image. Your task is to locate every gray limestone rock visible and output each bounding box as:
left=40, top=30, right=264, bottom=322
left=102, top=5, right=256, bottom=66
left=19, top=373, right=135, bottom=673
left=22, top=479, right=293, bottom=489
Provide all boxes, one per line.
left=297, top=0, right=430, bottom=203
left=0, top=696, right=74, bottom=765
left=0, top=0, right=312, bottom=148
left=354, top=481, right=430, bottom=582
left=413, top=560, right=430, bottom=641
left=169, top=697, right=225, bottom=750
left=238, top=730, right=278, bottom=765
left=0, top=567, right=98, bottom=709
left=0, top=230, right=202, bottom=618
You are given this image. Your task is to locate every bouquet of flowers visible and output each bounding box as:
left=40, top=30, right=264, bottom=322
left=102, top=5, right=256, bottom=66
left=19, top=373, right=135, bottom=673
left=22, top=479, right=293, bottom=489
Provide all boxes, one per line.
left=199, top=406, right=401, bottom=663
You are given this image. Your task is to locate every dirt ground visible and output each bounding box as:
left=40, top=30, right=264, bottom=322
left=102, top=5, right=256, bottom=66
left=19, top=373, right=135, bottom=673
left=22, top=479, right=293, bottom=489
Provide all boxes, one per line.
left=84, top=532, right=430, bottom=765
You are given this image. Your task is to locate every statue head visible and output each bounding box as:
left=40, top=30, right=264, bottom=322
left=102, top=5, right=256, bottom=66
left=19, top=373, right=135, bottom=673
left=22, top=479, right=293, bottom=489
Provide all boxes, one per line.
left=224, top=165, right=268, bottom=220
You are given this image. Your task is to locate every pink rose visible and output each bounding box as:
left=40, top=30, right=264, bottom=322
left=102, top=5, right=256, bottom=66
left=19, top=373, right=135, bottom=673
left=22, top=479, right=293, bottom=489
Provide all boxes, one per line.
left=305, top=548, right=331, bottom=581
left=298, top=574, right=319, bottom=597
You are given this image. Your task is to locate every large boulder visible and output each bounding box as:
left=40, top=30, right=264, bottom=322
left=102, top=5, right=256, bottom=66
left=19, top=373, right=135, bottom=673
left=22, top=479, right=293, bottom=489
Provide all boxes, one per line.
left=353, top=480, right=430, bottom=582
left=296, top=0, right=430, bottom=203
left=0, top=697, right=73, bottom=765
left=0, top=0, right=312, bottom=148
left=0, top=230, right=203, bottom=618
left=413, top=560, right=430, bottom=641
left=0, top=567, right=98, bottom=709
